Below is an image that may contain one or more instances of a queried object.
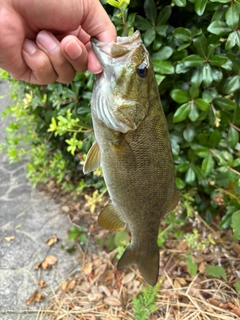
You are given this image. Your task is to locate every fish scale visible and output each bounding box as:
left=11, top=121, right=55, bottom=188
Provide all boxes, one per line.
left=83, top=30, right=179, bottom=286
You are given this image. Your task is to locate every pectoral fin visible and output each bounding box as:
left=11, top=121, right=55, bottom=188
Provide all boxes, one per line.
left=98, top=201, right=125, bottom=231
left=83, top=141, right=101, bottom=174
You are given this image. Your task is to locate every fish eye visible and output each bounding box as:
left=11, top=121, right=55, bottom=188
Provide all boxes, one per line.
left=137, top=63, right=148, bottom=78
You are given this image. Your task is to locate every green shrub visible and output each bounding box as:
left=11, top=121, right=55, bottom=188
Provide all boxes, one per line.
left=1, top=0, right=240, bottom=235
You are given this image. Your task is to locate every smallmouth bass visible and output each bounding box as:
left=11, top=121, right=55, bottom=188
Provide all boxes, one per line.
left=84, top=30, right=179, bottom=286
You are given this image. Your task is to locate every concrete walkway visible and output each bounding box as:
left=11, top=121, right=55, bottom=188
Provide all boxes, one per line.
left=0, top=81, right=81, bottom=320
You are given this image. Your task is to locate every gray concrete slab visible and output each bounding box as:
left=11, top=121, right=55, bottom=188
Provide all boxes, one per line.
left=0, top=81, right=81, bottom=319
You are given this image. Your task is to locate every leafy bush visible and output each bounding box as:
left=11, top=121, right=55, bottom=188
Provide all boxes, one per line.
left=1, top=0, right=240, bottom=235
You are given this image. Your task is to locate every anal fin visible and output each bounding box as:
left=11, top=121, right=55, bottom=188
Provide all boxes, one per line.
left=83, top=141, right=101, bottom=174
left=98, top=201, right=125, bottom=231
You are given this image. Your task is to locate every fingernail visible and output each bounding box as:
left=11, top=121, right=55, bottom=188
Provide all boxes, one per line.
left=37, top=31, right=58, bottom=52
left=22, top=39, right=37, bottom=55
left=65, top=39, right=82, bottom=59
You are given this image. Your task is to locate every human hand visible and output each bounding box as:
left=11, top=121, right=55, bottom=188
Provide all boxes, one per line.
left=0, top=0, right=116, bottom=84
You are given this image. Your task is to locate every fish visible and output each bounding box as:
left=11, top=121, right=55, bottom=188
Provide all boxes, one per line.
left=83, top=30, right=179, bottom=286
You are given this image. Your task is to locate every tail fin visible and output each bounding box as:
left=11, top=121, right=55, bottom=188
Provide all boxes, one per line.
left=117, top=244, right=159, bottom=286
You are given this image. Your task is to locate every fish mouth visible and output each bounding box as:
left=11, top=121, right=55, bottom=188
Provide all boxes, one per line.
left=91, top=30, right=142, bottom=66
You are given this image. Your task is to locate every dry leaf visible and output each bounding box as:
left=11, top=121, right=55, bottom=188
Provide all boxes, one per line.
left=61, top=281, right=68, bottom=291
left=38, top=279, right=46, bottom=288
left=66, top=279, right=76, bottom=292
left=61, top=205, right=70, bottom=213
left=4, top=236, right=15, bottom=242
left=35, top=292, right=44, bottom=303
left=34, top=262, right=42, bottom=270
left=26, top=291, right=38, bottom=305
left=26, top=291, right=44, bottom=305
left=41, top=260, right=50, bottom=270
left=45, top=255, right=57, bottom=265
left=177, top=277, right=187, bottom=285
left=176, top=241, right=188, bottom=251
left=122, top=272, right=135, bottom=284
left=36, top=255, right=58, bottom=270
left=232, top=243, right=240, bottom=256
left=198, top=261, right=206, bottom=273
left=99, top=285, right=111, bottom=297
left=228, top=302, right=240, bottom=317
left=173, top=279, right=182, bottom=288
left=87, top=292, right=103, bottom=302
left=45, top=235, right=58, bottom=247
left=82, top=262, right=93, bottom=275
left=104, top=296, right=121, bottom=306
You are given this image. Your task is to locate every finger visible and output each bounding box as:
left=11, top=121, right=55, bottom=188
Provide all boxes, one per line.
left=60, top=35, right=88, bottom=73
left=86, top=42, right=103, bottom=74
left=21, top=39, right=58, bottom=84
left=36, top=31, right=76, bottom=83
left=77, top=28, right=102, bottom=74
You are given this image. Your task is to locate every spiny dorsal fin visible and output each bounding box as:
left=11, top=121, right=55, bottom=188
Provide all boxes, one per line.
left=83, top=141, right=101, bottom=174
left=98, top=201, right=125, bottom=231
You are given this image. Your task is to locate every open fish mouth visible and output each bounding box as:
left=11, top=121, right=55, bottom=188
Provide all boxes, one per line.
left=91, top=30, right=142, bottom=63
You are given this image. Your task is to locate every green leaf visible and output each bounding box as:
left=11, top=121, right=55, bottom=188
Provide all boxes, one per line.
left=212, top=68, right=223, bottom=82
left=191, top=144, right=209, bottom=158
left=144, top=0, right=157, bottom=24
left=135, top=15, right=152, bottom=31
left=143, top=28, right=156, bottom=46
left=234, top=282, right=240, bottom=292
left=176, top=62, right=190, bottom=74
left=193, top=35, right=208, bottom=58
left=194, top=98, right=210, bottom=111
left=183, top=125, right=196, bottom=142
left=152, top=60, right=174, bottom=74
left=176, top=177, right=185, bottom=189
left=193, top=165, right=205, bottom=180
left=225, top=75, right=240, bottom=94
left=182, top=55, right=205, bottom=67
left=173, top=0, right=186, bottom=7
left=225, top=4, right=239, bottom=28
left=188, top=104, right=199, bottom=122
left=186, top=167, right=196, bottom=184
left=151, top=46, right=173, bottom=61
left=189, top=87, right=199, bottom=99
left=216, top=172, right=230, bottom=188
left=155, top=25, right=168, bottom=37
left=228, top=126, right=239, bottom=148
left=209, top=56, right=228, bottom=67
left=195, top=0, right=208, bottom=16
left=173, top=27, right=191, bottom=42
left=186, top=254, right=197, bottom=276
left=202, top=63, right=213, bottom=87
left=207, top=21, right=232, bottom=35
left=214, top=98, right=237, bottom=111
left=114, top=230, right=129, bottom=247
left=170, top=89, right=189, bottom=103
left=209, top=130, right=221, bottom=148
left=191, top=67, right=203, bottom=88
left=177, top=163, right=190, bottom=172
left=202, top=153, right=214, bottom=175
left=173, top=102, right=191, bottom=123
left=226, top=30, right=240, bottom=50
left=156, top=5, right=172, bottom=25
left=210, top=0, right=230, bottom=2
left=204, top=265, right=226, bottom=280
left=232, top=211, right=240, bottom=240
